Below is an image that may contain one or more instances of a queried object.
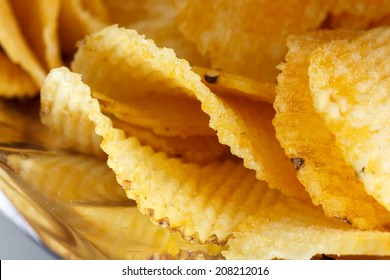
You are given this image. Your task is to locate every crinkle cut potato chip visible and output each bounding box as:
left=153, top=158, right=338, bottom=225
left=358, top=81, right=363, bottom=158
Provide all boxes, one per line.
left=224, top=194, right=390, bottom=260
left=92, top=92, right=215, bottom=138
left=9, top=0, right=62, bottom=70
left=7, top=153, right=129, bottom=204
left=273, top=29, right=390, bottom=230
left=192, top=66, right=275, bottom=104
left=328, top=0, right=390, bottom=29
left=72, top=25, right=307, bottom=200
left=58, top=0, right=109, bottom=55
left=112, top=118, right=229, bottom=164
left=174, top=0, right=332, bottom=82
left=71, top=205, right=224, bottom=260
left=101, top=0, right=209, bottom=66
left=0, top=51, right=38, bottom=98
left=41, top=66, right=277, bottom=245
left=0, top=0, right=46, bottom=87
left=309, top=26, right=390, bottom=212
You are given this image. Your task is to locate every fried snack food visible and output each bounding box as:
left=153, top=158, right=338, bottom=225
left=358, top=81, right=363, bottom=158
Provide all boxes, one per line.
left=193, top=66, right=275, bottom=104
left=101, top=0, right=209, bottom=66
left=0, top=0, right=46, bottom=87
left=273, top=29, right=390, bottom=229
left=309, top=26, right=390, bottom=211
left=71, top=25, right=307, bottom=200
left=58, top=0, right=109, bottom=55
left=174, top=0, right=331, bottom=82
left=9, top=0, right=62, bottom=70
left=224, top=194, right=390, bottom=260
left=41, top=66, right=274, bottom=244
left=0, top=52, right=38, bottom=97
left=72, top=205, right=224, bottom=259
left=7, top=153, right=129, bottom=204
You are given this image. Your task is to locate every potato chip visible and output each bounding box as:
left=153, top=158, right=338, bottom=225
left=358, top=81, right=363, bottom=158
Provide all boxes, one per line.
left=7, top=153, right=129, bottom=204
left=0, top=0, right=46, bottom=86
left=58, top=0, right=109, bottom=55
left=0, top=51, right=38, bottom=98
left=174, top=0, right=331, bottom=82
left=71, top=25, right=307, bottom=200
left=72, top=205, right=224, bottom=259
left=329, top=0, right=390, bottom=29
left=9, top=0, right=62, bottom=70
left=112, top=118, right=229, bottom=164
left=93, top=91, right=214, bottom=137
left=273, top=29, right=390, bottom=229
left=309, top=27, right=390, bottom=212
left=192, top=66, right=275, bottom=104
left=101, top=0, right=209, bottom=66
left=41, top=66, right=277, bottom=244
left=224, top=194, right=390, bottom=260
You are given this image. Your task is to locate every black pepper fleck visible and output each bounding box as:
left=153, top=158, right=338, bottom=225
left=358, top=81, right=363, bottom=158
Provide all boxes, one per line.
left=290, top=157, right=305, bottom=171
left=204, top=73, right=219, bottom=84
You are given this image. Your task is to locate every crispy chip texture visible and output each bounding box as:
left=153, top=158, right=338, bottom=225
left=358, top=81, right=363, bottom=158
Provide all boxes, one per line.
left=41, top=66, right=275, bottom=244
left=309, top=27, right=390, bottom=211
left=0, top=0, right=46, bottom=86
left=225, top=195, right=390, bottom=260
left=274, top=30, right=390, bottom=229
left=9, top=0, right=62, bottom=70
left=0, top=51, right=38, bottom=97
left=72, top=205, right=224, bottom=259
left=7, top=153, right=129, bottom=204
left=72, top=25, right=308, bottom=200
left=112, top=118, right=229, bottom=164
left=175, top=0, right=331, bottom=82
left=193, top=66, right=275, bottom=104
left=58, top=0, right=109, bottom=54
left=101, top=0, right=209, bottom=66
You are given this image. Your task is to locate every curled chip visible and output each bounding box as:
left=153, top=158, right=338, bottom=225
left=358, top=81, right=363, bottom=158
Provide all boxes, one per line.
left=273, top=29, right=390, bottom=229
left=101, top=0, right=209, bottom=66
left=72, top=205, right=224, bottom=259
left=58, top=0, right=109, bottom=55
left=71, top=25, right=307, bottom=200
left=93, top=91, right=215, bottom=138
left=0, top=51, right=38, bottom=97
left=9, top=0, right=62, bottom=70
left=309, top=26, right=390, bottom=211
left=193, top=66, right=275, bottom=104
left=224, top=194, right=390, bottom=260
left=0, top=0, right=46, bottom=87
left=7, top=153, right=129, bottom=204
left=174, top=0, right=331, bottom=82
left=41, top=66, right=276, bottom=244
left=112, top=118, right=229, bottom=164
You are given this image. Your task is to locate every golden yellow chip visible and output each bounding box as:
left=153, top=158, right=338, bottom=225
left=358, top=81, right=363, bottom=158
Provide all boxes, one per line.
left=112, top=118, right=229, bottom=164
left=193, top=66, right=275, bottom=104
left=58, top=0, right=109, bottom=55
left=175, top=0, right=331, bottom=82
left=41, top=66, right=277, bottom=244
left=273, top=29, right=390, bottom=229
left=329, top=0, right=390, bottom=29
left=9, top=0, right=62, bottom=70
left=0, top=0, right=46, bottom=86
left=7, top=153, right=129, bottom=204
left=72, top=25, right=306, bottom=200
left=101, top=0, right=209, bottom=66
left=0, top=51, right=38, bottom=98
left=224, top=195, right=390, bottom=260
left=93, top=91, right=214, bottom=138
left=72, top=205, right=224, bottom=259
left=309, top=26, right=390, bottom=211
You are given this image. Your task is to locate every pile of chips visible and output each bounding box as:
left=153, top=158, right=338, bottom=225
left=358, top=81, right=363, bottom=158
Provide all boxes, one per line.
left=2, top=0, right=390, bottom=259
